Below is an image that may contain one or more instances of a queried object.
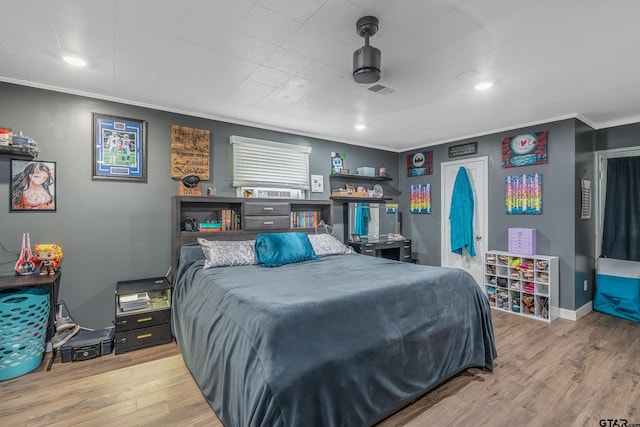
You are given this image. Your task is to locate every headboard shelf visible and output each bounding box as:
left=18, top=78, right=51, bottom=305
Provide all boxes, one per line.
left=171, top=196, right=332, bottom=282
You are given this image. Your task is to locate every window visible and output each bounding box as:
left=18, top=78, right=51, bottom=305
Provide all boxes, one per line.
left=230, top=135, right=311, bottom=190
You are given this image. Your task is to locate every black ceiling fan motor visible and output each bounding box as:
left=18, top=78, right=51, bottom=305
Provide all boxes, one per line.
left=353, top=16, right=381, bottom=84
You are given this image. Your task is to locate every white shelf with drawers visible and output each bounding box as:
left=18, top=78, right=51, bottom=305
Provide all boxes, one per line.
left=484, top=250, right=559, bottom=322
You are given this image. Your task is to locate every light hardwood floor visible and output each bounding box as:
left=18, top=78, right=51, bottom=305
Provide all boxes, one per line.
left=1, top=310, right=639, bottom=427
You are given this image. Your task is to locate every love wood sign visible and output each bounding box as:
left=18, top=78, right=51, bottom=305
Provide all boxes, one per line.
left=171, top=125, right=210, bottom=179
left=501, top=130, right=548, bottom=168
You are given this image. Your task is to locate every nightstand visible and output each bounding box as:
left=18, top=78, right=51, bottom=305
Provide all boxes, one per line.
left=114, top=277, right=172, bottom=355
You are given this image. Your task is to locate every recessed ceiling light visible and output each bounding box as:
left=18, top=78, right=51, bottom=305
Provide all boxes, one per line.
left=475, top=82, right=493, bottom=90
left=355, top=123, right=366, bottom=130
left=63, top=56, right=87, bottom=66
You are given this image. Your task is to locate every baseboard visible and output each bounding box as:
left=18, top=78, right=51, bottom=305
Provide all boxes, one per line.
left=559, top=301, right=593, bottom=321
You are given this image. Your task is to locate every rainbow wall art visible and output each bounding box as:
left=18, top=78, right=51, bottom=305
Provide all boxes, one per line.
left=410, top=183, right=431, bottom=214
left=505, top=174, right=542, bottom=215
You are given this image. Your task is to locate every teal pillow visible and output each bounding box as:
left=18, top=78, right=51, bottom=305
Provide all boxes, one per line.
left=254, top=232, right=317, bottom=267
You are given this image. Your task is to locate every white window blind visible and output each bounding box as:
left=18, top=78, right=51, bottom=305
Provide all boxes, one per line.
left=230, top=135, right=311, bottom=190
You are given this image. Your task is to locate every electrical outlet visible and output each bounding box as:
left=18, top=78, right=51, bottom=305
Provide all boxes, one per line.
left=583, top=279, right=588, bottom=291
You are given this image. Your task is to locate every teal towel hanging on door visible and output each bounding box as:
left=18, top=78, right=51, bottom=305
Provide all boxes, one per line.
left=449, top=166, right=476, bottom=257
left=354, top=203, right=369, bottom=236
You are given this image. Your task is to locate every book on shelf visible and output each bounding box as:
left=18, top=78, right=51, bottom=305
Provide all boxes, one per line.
left=119, top=292, right=151, bottom=311
left=291, top=211, right=319, bottom=228
left=209, top=209, right=241, bottom=231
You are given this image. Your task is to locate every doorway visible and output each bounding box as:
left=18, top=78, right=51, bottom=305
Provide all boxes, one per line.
left=595, top=147, right=640, bottom=259
left=441, top=156, right=488, bottom=287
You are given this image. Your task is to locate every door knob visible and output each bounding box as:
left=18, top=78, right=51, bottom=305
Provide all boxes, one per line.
left=476, top=235, right=482, bottom=241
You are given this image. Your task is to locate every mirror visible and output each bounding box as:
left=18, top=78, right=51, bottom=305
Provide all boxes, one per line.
left=348, top=203, right=400, bottom=242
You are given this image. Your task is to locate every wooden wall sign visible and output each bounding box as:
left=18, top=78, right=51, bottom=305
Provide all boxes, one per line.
left=178, top=181, right=202, bottom=196
left=171, top=125, right=210, bottom=179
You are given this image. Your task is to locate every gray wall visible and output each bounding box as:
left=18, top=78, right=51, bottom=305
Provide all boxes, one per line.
left=399, top=119, right=582, bottom=310
left=596, top=122, right=640, bottom=151
left=2, top=80, right=636, bottom=323
left=0, top=82, right=397, bottom=328
left=574, top=121, right=597, bottom=309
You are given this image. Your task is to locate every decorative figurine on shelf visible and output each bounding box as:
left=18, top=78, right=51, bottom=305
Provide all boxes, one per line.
left=14, top=232, right=36, bottom=275
left=34, top=244, right=63, bottom=275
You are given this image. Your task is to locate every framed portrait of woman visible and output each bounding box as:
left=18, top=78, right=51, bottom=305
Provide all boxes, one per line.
left=10, top=160, right=57, bottom=212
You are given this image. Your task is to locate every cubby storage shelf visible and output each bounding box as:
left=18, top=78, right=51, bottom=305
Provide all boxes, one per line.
left=484, top=250, right=559, bottom=323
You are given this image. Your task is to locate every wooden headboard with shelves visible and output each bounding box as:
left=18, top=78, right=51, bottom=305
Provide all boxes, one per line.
left=170, top=196, right=332, bottom=282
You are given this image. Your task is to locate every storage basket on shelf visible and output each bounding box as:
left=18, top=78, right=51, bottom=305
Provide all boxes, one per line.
left=0, top=287, right=50, bottom=381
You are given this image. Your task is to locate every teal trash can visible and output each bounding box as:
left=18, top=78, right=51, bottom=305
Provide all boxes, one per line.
left=0, top=287, right=50, bottom=381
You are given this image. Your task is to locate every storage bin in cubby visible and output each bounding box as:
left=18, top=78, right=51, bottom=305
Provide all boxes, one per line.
left=509, top=290, right=521, bottom=313
left=486, top=286, right=496, bottom=306
left=535, top=283, right=549, bottom=296
left=496, top=288, right=509, bottom=310
left=536, top=296, right=550, bottom=319
left=521, top=293, right=535, bottom=316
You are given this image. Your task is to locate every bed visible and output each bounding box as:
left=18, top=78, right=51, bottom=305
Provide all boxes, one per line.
left=171, top=233, right=497, bottom=426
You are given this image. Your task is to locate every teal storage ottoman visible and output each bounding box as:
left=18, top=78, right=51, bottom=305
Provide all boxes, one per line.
left=0, top=287, right=50, bottom=381
left=595, top=258, right=640, bottom=323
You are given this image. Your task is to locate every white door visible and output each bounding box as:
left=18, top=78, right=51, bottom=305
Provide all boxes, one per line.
left=441, top=156, right=488, bottom=288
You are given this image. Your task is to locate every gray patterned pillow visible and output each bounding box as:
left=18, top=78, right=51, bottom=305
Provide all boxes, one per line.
left=198, top=238, right=256, bottom=268
left=307, top=234, right=354, bottom=257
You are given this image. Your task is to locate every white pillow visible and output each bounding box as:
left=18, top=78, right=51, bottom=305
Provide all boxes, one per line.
left=307, top=234, right=354, bottom=257
left=198, top=238, right=255, bottom=268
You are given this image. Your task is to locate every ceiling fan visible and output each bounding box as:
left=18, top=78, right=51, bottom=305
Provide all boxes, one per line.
left=353, top=16, right=381, bottom=84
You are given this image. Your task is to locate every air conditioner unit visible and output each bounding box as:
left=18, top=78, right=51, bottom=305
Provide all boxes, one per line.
left=236, top=187, right=305, bottom=199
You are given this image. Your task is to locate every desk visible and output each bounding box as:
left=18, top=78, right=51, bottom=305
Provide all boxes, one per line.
left=0, top=272, right=61, bottom=342
left=349, top=239, right=412, bottom=262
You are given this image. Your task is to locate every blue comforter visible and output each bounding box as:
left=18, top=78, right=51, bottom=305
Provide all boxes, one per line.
left=172, top=246, right=496, bottom=427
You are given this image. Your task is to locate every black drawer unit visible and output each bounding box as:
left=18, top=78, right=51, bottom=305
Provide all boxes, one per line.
left=243, top=215, right=290, bottom=231
left=243, top=201, right=290, bottom=216
left=243, top=200, right=291, bottom=231
left=114, top=276, right=172, bottom=355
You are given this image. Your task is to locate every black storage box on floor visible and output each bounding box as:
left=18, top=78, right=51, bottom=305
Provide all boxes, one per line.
left=60, top=327, right=115, bottom=362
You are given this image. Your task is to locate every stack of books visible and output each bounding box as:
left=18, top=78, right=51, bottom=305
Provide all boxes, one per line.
left=199, top=222, right=222, bottom=232
left=119, top=292, right=150, bottom=312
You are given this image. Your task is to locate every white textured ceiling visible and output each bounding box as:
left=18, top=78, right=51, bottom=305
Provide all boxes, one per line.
left=1, top=0, right=640, bottom=152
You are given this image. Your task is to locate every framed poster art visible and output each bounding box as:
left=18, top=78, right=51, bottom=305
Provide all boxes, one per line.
left=10, top=160, right=57, bottom=212
left=407, top=151, right=433, bottom=177
left=501, top=131, right=548, bottom=168
left=505, top=174, right=542, bottom=215
left=331, top=152, right=346, bottom=174
left=410, top=183, right=431, bottom=214
left=92, top=113, right=147, bottom=182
